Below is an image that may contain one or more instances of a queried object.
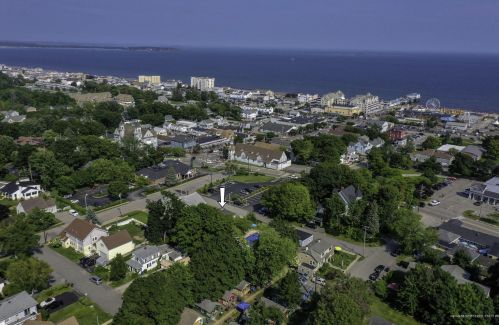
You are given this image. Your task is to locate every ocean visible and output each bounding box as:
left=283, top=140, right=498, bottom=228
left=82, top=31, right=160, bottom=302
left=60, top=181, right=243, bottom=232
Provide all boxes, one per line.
left=0, top=47, right=498, bottom=113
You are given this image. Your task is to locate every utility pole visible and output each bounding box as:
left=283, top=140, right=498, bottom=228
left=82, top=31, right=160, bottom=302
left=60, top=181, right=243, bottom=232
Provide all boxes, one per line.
left=363, top=226, right=367, bottom=257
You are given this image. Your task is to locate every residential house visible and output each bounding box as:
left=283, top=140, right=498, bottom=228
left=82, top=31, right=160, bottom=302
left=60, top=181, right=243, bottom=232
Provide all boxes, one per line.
left=127, top=244, right=187, bottom=274
left=260, top=297, right=289, bottom=318
left=59, top=219, right=109, bottom=256
left=241, top=108, right=258, bottom=120
left=114, top=120, right=158, bottom=148
left=441, top=265, right=490, bottom=297
left=137, top=160, right=196, bottom=185
left=259, top=122, right=296, bottom=135
left=231, top=143, right=291, bottom=170
left=15, top=137, right=43, bottom=146
left=445, top=121, right=468, bottom=132
left=339, top=185, right=363, bottom=211
left=195, top=300, right=222, bottom=321
left=388, top=128, right=408, bottom=142
left=1, top=111, right=26, bottom=124
left=466, top=177, right=499, bottom=205
left=0, top=291, right=38, bottom=325
left=234, top=280, right=251, bottom=297
left=296, top=229, right=314, bottom=247
left=461, top=145, right=486, bottom=161
left=347, top=136, right=384, bottom=156
left=297, top=238, right=334, bottom=277
left=164, top=120, right=198, bottom=133
left=178, top=308, right=204, bottom=325
left=219, top=291, right=237, bottom=309
left=196, top=136, right=230, bottom=149
left=410, top=149, right=454, bottom=168
left=364, top=120, right=393, bottom=133
left=0, top=180, right=42, bottom=200
left=16, top=197, right=57, bottom=215
left=169, top=135, right=197, bottom=150
left=96, top=230, right=135, bottom=265
left=114, top=94, right=135, bottom=107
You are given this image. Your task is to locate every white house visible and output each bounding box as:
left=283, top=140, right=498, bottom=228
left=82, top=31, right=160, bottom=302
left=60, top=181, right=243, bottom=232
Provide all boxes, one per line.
left=241, top=108, right=258, bottom=120
left=0, top=291, right=38, bottom=325
left=0, top=180, right=42, bottom=201
left=231, top=143, right=291, bottom=170
left=126, top=244, right=186, bottom=274
left=59, top=219, right=109, bottom=256
left=114, top=120, right=158, bottom=148
left=347, top=136, right=384, bottom=156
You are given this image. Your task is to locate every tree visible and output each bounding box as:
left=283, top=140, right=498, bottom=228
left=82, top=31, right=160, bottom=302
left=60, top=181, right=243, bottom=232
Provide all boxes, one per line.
left=0, top=216, right=40, bottom=256
left=261, top=183, right=315, bottom=222
left=291, top=139, right=314, bottom=163
left=449, top=153, right=476, bottom=177
left=364, top=201, right=380, bottom=238
left=4, top=258, right=52, bottom=295
left=251, top=228, right=296, bottom=286
left=269, top=219, right=298, bottom=243
left=277, top=271, right=302, bottom=307
left=0, top=204, right=10, bottom=221
left=422, top=136, right=441, bottom=149
left=453, top=248, right=472, bottom=269
left=248, top=301, right=284, bottom=325
left=390, top=209, right=437, bottom=255
left=146, top=192, right=185, bottom=243
left=54, top=175, right=76, bottom=195
left=108, top=180, right=128, bottom=199
left=29, top=149, right=71, bottom=188
left=323, top=192, right=346, bottom=231
left=164, top=165, right=178, bottom=186
left=110, top=254, right=127, bottom=281
left=482, top=135, right=499, bottom=160
left=114, top=264, right=193, bottom=325
left=311, top=276, right=371, bottom=325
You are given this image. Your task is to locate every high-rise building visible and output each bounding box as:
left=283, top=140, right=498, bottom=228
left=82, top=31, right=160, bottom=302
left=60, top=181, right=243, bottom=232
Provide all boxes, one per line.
left=138, top=75, right=161, bottom=84
left=190, top=76, right=215, bottom=91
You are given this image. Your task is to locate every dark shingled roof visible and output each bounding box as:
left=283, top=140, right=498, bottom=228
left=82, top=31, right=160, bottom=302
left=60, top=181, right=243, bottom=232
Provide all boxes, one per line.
left=60, top=219, right=98, bottom=241
left=439, top=219, right=499, bottom=248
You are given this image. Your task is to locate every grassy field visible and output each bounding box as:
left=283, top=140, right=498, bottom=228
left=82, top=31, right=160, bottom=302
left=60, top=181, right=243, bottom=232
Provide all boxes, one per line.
left=230, top=175, right=274, bottom=184
left=36, top=284, right=72, bottom=303
left=329, top=251, right=357, bottom=270
left=126, top=210, right=149, bottom=224
left=370, top=298, right=421, bottom=325
left=49, top=245, right=84, bottom=263
left=109, top=222, right=145, bottom=244
left=48, top=297, right=112, bottom=325
left=0, top=199, right=17, bottom=207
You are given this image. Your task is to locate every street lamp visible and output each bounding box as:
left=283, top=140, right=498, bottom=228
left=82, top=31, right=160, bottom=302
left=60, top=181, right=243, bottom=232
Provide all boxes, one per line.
left=84, top=193, right=88, bottom=210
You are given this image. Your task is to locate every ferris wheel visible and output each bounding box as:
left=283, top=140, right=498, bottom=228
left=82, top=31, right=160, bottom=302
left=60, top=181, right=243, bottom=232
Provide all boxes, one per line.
left=425, top=98, right=441, bottom=111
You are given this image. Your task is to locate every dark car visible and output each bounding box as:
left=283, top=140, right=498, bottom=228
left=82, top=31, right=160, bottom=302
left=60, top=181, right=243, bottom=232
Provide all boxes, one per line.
left=418, top=201, right=426, bottom=208
left=46, top=300, right=63, bottom=311
left=390, top=248, right=401, bottom=257
left=369, top=272, right=380, bottom=281
left=305, top=222, right=317, bottom=229
left=474, top=201, right=483, bottom=206
left=375, top=265, right=385, bottom=273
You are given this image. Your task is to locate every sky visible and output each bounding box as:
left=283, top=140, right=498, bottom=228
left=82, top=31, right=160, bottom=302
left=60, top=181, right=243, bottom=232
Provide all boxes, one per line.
left=1, top=0, right=499, bottom=54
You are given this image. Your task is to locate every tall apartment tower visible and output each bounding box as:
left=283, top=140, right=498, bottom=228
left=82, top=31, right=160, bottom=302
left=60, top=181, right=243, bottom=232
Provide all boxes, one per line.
left=138, top=75, right=161, bottom=84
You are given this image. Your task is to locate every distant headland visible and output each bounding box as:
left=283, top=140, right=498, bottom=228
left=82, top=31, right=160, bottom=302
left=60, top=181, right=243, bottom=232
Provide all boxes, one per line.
left=0, top=41, right=178, bottom=52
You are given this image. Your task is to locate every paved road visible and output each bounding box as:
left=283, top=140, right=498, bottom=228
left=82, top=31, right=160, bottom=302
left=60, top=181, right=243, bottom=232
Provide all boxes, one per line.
left=35, top=246, right=122, bottom=315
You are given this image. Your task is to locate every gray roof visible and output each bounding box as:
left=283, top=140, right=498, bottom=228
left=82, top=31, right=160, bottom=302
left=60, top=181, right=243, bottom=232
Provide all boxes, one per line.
left=437, top=229, right=461, bottom=245
left=439, top=219, right=499, bottom=248
left=462, top=145, right=485, bottom=158
left=18, top=197, right=56, bottom=214
left=260, top=122, right=295, bottom=134
left=339, top=185, right=363, bottom=205
left=441, top=264, right=491, bottom=296
left=0, top=291, right=37, bottom=321
left=447, top=245, right=480, bottom=262
left=195, top=300, right=220, bottom=314
left=259, top=297, right=288, bottom=313
left=296, top=229, right=313, bottom=241
left=137, top=160, right=192, bottom=180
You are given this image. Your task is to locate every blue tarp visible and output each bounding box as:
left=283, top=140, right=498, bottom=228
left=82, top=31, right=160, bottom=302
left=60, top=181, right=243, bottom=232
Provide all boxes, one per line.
left=237, top=302, right=250, bottom=311
left=245, top=233, right=260, bottom=246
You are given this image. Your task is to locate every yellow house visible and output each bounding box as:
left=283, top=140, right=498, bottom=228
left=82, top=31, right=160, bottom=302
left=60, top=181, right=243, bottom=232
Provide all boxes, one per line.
left=96, top=230, right=135, bottom=263
left=59, top=219, right=108, bottom=256
left=325, top=104, right=362, bottom=117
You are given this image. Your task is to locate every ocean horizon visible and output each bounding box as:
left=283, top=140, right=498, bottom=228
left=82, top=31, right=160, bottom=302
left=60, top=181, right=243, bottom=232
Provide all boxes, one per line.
left=1, top=46, right=498, bottom=113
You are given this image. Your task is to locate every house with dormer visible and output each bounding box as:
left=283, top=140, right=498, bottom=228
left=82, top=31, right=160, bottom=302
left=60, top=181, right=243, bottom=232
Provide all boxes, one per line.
left=297, top=237, right=334, bottom=277
left=114, top=120, right=158, bottom=148
left=59, top=219, right=109, bottom=256
left=231, top=142, right=291, bottom=170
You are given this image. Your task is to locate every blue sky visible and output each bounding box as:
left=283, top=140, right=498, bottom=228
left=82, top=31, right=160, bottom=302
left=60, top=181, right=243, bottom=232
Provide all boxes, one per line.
left=1, top=0, right=499, bottom=53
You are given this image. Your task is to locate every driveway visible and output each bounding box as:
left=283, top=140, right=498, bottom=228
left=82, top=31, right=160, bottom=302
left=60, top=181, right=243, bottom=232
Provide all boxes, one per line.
left=348, top=239, right=398, bottom=280
left=35, top=246, right=122, bottom=315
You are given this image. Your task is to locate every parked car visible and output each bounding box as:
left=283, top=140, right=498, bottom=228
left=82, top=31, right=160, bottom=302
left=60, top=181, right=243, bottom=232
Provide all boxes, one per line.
left=429, top=200, right=441, bottom=206
left=474, top=201, right=483, bottom=206
left=305, top=222, right=317, bottom=229
left=418, top=201, right=426, bottom=208
left=313, top=277, right=326, bottom=285
left=40, top=297, right=56, bottom=308
left=70, top=199, right=79, bottom=204
left=375, top=265, right=385, bottom=273
left=46, top=300, right=63, bottom=311
left=369, top=272, right=380, bottom=281
left=90, top=276, right=102, bottom=285
left=69, top=209, right=79, bottom=217
left=390, top=248, right=401, bottom=257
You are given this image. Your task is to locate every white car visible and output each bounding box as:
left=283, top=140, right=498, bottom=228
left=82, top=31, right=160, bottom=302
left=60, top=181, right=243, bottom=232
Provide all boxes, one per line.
left=69, top=209, right=79, bottom=217
left=40, top=297, right=56, bottom=308
left=429, top=200, right=441, bottom=206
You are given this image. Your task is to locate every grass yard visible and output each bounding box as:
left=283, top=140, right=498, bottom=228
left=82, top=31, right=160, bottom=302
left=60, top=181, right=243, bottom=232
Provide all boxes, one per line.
left=329, top=251, right=357, bottom=270
left=230, top=175, right=274, bottom=184
left=126, top=210, right=149, bottom=224
left=110, top=272, right=139, bottom=288
left=370, top=298, right=421, bottom=325
left=49, top=245, right=84, bottom=263
left=36, top=284, right=72, bottom=303
left=335, top=234, right=384, bottom=247
left=109, top=222, right=145, bottom=244
left=48, top=297, right=112, bottom=325
left=0, top=199, right=17, bottom=207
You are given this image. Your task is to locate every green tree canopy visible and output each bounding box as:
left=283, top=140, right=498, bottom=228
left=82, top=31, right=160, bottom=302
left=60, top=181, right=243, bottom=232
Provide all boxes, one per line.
left=4, top=257, right=52, bottom=296
left=261, top=182, right=315, bottom=222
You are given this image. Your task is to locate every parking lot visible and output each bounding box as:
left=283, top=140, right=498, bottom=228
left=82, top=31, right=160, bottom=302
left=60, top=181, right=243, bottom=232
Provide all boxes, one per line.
left=419, top=178, right=497, bottom=227
left=209, top=180, right=273, bottom=210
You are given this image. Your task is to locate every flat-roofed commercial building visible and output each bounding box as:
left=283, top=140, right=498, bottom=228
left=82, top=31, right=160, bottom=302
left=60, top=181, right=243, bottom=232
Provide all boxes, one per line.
left=191, top=76, right=215, bottom=91
left=138, top=75, right=161, bottom=84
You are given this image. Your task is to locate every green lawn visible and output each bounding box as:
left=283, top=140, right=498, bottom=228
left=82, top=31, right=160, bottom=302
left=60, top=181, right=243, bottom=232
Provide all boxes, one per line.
left=48, top=297, right=112, bottom=325
left=126, top=210, right=149, bottom=224
left=36, top=284, right=72, bottom=303
left=49, top=245, right=84, bottom=263
left=335, top=234, right=384, bottom=247
left=109, top=222, right=145, bottom=244
left=370, top=298, right=421, bottom=325
left=329, top=251, right=357, bottom=270
left=110, top=272, right=139, bottom=288
left=0, top=199, right=17, bottom=207
left=230, top=175, right=274, bottom=184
